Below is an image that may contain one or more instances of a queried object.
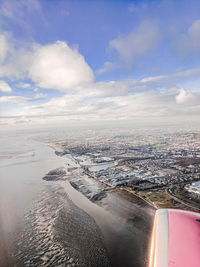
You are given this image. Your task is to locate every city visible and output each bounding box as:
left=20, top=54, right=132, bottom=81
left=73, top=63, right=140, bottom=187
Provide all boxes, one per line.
left=46, top=128, right=200, bottom=212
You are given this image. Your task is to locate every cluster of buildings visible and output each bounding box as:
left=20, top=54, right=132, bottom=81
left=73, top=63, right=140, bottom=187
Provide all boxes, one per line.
left=58, top=128, right=200, bottom=196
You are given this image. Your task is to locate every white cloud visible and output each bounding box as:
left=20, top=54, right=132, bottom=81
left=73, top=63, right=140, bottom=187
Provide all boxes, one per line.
left=98, top=21, right=161, bottom=74
left=140, top=75, right=165, bottom=83
left=82, top=80, right=131, bottom=97
left=0, top=0, right=43, bottom=33
left=16, top=82, right=31, bottom=88
left=0, top=33, right=94, bottom=91
left=176, top=19, right=200, bottom=56
left=97, top=61, right=117, bottom=74
left=1, top=0, right=41, bottom=19
left=2, top=85, right=200, bottom=127
left=0, top=80, right=12, bottom=92
left=0, top=28, right=199, bottom=126
left=20, top=85, right=200, bottom=123
left=175, top=88, right=198, bottom=104
left=34, top=93, right=46, bottom=100
left=0, top=96, right=31, bottom=103
left=29, top=41, right=94, bottom=91
left=139, top=68, right=200, bottom=90
left=109, top=20, right=161, bottom=66
left=0, top=34, right=8, bottom=64
left=0, top=32, right=33, bottom=78
left=98, top=67, right=200, bottom=95
left=0, top=93, right=45, bottom=103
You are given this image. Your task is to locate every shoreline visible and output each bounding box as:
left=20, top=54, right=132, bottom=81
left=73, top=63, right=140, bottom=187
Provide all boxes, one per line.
left=47, top=141, right=200, bottom=213
left=45, top=143, right=154, bottom=267
left=46, top=141, right=155, bottom=208
left=47, top=142, right=200, bottom=211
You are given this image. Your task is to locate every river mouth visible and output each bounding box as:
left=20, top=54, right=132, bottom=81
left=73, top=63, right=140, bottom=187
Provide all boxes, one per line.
left=37, top=156, right=155, bottom=267
left=0, top=132, right=155, bottom=267
left=13, top=180, right=154, bottom=267
left=14, top=185, right=111, bottom=267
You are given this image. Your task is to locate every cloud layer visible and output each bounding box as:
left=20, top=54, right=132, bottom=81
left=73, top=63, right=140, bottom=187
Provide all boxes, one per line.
left=0, top=9, right=200, bottom=128
left=176, top=19, right=200, bottom=57
left=109, top=20, right=161, bottom=66
left=0, top=93, right=45, bottom=103
left=0, top=80, right=12, bottom=92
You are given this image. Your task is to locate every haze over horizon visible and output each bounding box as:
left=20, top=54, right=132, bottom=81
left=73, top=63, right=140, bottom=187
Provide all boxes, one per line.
left=0, top=0, right=200, bottom=129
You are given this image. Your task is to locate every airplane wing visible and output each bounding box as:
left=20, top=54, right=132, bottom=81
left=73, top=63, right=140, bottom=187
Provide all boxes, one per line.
left=149, top=209, right=200, bottom=267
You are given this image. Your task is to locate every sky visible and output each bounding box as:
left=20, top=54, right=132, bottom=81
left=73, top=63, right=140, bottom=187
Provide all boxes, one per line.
left=0, top=0, right=200, bottom=128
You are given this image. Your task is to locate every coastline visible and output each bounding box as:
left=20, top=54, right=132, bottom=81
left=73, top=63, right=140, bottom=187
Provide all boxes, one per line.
left=47, top=141, right=157, bottom=209
left=45, top=142, right=155, bottom=266
left=47, top=141, right=200, bottom=213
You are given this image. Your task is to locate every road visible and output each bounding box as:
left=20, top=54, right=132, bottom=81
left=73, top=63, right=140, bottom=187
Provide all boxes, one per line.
left=165, top=189, right=200, bottom=212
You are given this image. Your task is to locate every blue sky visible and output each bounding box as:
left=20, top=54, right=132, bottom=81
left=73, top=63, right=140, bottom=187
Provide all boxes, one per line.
left=0, top=0, right=200, bottom=127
